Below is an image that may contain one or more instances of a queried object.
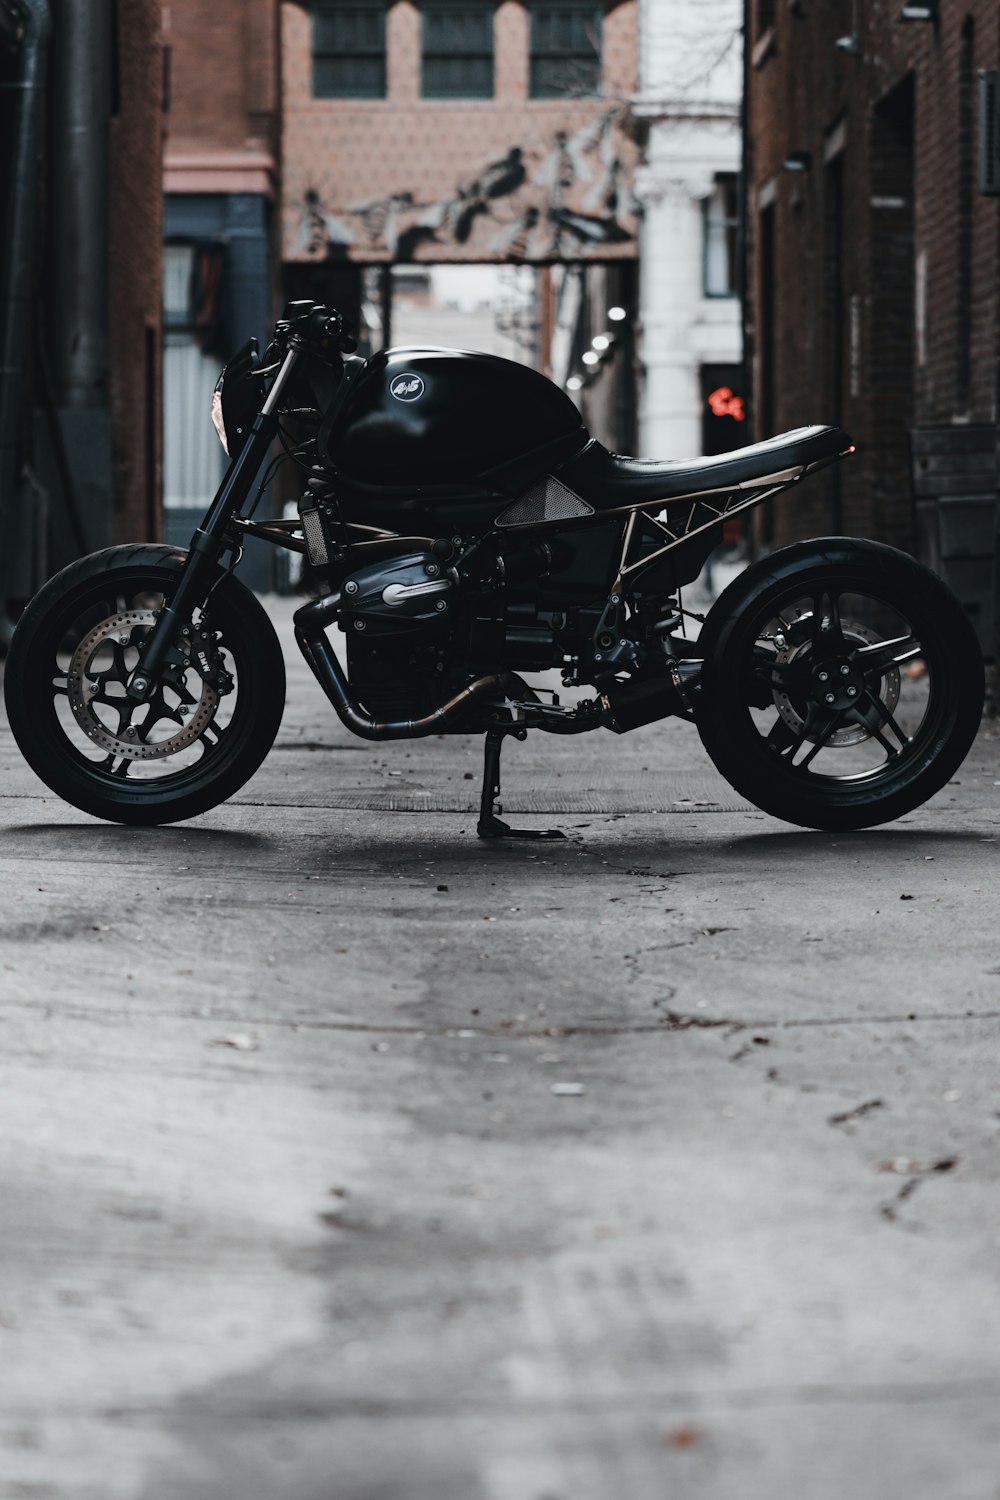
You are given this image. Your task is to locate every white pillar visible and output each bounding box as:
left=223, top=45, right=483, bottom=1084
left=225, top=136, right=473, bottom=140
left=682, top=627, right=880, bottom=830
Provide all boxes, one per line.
left=637, top=162, right=708, bottom=460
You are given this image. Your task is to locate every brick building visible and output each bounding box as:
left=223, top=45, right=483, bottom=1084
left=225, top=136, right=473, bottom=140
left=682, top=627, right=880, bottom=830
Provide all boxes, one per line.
left=279, top=0, right=639, bottom=448
left=0, top=0, right=164, bottom=632
left=111, top=0, right=166, bottom=551
left=280, top=0, right=638, bottom=266
left=161, top=0, right=280, bottom=572
left=746, top=0, right=1000, bottom=566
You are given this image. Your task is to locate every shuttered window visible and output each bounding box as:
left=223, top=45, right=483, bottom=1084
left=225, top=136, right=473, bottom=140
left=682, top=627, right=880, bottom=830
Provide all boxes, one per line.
left=422, top=4, right=494, bottom=98
left=313, top=1, right=388, bottom=99
left=529, top=2, right=602, bottom=98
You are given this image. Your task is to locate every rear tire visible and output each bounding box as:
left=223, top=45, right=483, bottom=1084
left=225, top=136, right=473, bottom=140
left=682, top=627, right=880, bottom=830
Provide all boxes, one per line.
left=695, top=538, right=984, bottom=831
left=4, top=545, right=285, bottom=825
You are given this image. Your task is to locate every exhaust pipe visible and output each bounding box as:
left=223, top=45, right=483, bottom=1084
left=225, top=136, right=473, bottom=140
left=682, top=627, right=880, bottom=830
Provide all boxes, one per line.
left=600, top=660, right=702, bottom=732
left=293, top=591, right=516, bottom=741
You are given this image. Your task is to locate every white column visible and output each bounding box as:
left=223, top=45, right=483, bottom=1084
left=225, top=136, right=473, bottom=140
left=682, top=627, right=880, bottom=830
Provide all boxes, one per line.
left=636, top=155, right=710, bottom=461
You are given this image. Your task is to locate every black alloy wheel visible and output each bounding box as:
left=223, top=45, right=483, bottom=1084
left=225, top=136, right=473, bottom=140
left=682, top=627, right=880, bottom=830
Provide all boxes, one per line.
left=695, top=538, right=985, bottom=831
left=4, top=545, right=286, bottom=825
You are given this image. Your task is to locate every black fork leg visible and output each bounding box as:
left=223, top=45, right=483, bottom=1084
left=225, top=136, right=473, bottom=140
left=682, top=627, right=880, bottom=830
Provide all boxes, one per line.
left=476, top=729, right=566, bottom=841
left=128, top=346, right=302, bottom=701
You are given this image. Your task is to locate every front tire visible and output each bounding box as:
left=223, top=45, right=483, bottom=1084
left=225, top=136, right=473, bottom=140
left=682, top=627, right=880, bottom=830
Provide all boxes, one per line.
left=4, top=545, right=285, bottom=825
left=695, top=538, right=985, bottom=831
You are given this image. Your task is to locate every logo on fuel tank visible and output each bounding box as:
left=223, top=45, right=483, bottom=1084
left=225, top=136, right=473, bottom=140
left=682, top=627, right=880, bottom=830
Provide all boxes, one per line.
left=389, top=373, right=424, bottom=402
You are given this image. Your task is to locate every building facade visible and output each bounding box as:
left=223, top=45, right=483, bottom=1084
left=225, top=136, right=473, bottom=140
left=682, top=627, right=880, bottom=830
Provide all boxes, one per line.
left=0, top=0, right=164, bottom=633
left=633, top=0, right=743, bottom=463
left=162, top=0, right=280, bottom=577
left=746, top=0, right=1000, bottom=566
left=280, top=0, right=638, bottom=267
left=111, top=0, right=166, bottom=553
left=279, top=0, right=640, bottom=450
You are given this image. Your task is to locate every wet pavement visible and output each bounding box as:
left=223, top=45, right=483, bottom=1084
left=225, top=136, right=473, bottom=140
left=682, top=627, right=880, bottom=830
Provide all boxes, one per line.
left=1, top=597, right=999, bottom=1500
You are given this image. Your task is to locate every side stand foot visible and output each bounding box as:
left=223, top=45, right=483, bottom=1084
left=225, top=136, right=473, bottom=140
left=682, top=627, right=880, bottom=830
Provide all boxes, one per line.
left=476, top=729, right=566, bottom=841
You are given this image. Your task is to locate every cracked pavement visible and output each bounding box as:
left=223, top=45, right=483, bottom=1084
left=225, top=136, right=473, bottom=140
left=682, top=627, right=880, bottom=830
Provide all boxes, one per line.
left=1, top=598, right=999, bottom=1499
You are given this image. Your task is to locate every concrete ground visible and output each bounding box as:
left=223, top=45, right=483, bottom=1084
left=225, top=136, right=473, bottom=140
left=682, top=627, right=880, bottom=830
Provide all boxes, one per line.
left=1, top=596, right=999, bottom=1500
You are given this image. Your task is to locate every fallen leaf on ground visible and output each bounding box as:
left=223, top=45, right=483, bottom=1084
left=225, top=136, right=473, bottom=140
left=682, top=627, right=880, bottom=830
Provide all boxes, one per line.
left=665, top=1424, right=702, bottom=1449
left=878, top=1155, right=957, bottom=1176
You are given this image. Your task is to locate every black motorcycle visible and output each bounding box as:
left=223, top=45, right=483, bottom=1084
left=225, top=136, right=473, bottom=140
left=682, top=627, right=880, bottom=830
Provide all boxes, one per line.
left=4, top=300, right=985, bottom=836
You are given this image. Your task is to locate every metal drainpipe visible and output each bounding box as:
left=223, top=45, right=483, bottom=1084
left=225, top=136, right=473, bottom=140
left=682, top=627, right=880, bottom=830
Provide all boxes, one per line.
left=45, top=0, right=112, bottom=412
left=0, top=0, right=51, bottom=644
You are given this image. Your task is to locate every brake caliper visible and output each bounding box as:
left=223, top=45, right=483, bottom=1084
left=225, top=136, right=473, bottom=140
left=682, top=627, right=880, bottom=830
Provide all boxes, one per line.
left=179, top=618, right=235, bottom=697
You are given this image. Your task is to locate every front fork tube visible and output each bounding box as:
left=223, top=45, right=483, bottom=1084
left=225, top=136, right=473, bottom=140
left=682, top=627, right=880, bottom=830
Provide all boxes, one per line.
left=128, top=347, right=301, bottom=699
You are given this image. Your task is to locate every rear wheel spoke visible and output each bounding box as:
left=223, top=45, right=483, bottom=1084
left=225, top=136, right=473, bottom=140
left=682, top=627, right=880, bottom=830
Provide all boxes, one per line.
left=811, top=588, right=843, bottom=648
left=766, top=714, right=804, bottom=758
left=796, top=714, right=840, bottom=770
left=862, top=689, right=910, bottom=752
left=855, top=634, right=921, bottom=678
left=751, top=647, right=788, bottom=688
left=846, top=702, right=898, bottom=759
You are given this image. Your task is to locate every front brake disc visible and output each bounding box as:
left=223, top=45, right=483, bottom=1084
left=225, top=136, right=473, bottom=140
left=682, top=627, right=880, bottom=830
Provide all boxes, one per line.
left=66, top=609, right=219, bottom=759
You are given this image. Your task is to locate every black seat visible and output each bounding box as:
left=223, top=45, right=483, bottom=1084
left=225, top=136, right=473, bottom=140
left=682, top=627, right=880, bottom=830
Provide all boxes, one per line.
left=556, top=426, right=851, bottom=508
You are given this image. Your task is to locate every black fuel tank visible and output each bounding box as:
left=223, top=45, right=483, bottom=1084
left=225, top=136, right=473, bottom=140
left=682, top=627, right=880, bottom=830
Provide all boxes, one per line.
left=327, top=347, right=585, bottom=488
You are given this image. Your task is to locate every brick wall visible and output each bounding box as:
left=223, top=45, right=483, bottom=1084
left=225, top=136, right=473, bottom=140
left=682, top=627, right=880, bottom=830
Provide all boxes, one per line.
left=165, top=0, right=278, bottom=164
left=108, top=0, right=164, bottom=544
left=747, top=0, right=1000, bottom=552
left=281, top=0, right=639, bottom=264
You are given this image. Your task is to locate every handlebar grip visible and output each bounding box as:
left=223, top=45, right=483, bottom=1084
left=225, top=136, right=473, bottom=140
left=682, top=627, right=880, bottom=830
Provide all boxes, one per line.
left=312, top=308, right=358, bottom=353
left=310, top=308, right=343, bottom=338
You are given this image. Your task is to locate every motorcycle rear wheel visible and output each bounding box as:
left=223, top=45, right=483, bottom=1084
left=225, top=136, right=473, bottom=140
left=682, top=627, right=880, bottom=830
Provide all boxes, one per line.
left=4, top=545, right=285, bottom=825
left=695, top=538, right=984, bottom=831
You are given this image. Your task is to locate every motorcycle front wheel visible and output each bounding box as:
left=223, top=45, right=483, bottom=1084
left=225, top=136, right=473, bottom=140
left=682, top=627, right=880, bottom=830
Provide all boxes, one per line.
left=4, top=544, right=285, bottom=825
left=695, top=538, right=985, bottom=831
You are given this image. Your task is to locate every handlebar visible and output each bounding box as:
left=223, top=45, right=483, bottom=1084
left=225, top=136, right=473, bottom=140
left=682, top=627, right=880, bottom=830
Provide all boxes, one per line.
left=275, top=300, right=358, bottom=355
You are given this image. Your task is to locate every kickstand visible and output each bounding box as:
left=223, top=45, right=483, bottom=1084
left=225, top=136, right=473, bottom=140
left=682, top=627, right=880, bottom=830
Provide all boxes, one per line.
left=476, top=729, right=566, bottom=841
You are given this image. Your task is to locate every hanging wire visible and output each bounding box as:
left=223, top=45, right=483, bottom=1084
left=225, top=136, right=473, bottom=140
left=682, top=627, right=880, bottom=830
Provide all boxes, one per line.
left=276, top=420, right=319, bottom=476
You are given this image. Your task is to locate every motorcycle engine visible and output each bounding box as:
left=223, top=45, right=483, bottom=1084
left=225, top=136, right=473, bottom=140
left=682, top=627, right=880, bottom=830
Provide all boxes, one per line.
left=340, top=552, right=454, bottom=636
left=340, top=551, right=457, bottom=720
left=338, top=540, right=570, bottom=719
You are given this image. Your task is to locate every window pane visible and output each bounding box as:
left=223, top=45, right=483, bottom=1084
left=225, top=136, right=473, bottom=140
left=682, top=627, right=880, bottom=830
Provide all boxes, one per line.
left=424, top=6, right=491, bottom=50
left=529, top=3, right=601, bottom=98
left=163, top=245, right=194, bottom=320
left=313, top=2, right=387, bottom=98
left=530, top=53, right=600, bottom=98
left=314, top=6, right=384, bottom=53
left=422, top=3, right=494, bottom=98
left=314, top=54, right=385, bottom=98
left=424, top=54, right=493, bottom=98
left=703, top=175, right=739, bottom=297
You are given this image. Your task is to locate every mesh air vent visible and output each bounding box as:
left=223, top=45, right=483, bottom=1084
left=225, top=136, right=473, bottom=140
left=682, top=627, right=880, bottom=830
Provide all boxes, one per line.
left=495, top=475, right=594, bottom=528
left=301, top=507, right=329, bottom=566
